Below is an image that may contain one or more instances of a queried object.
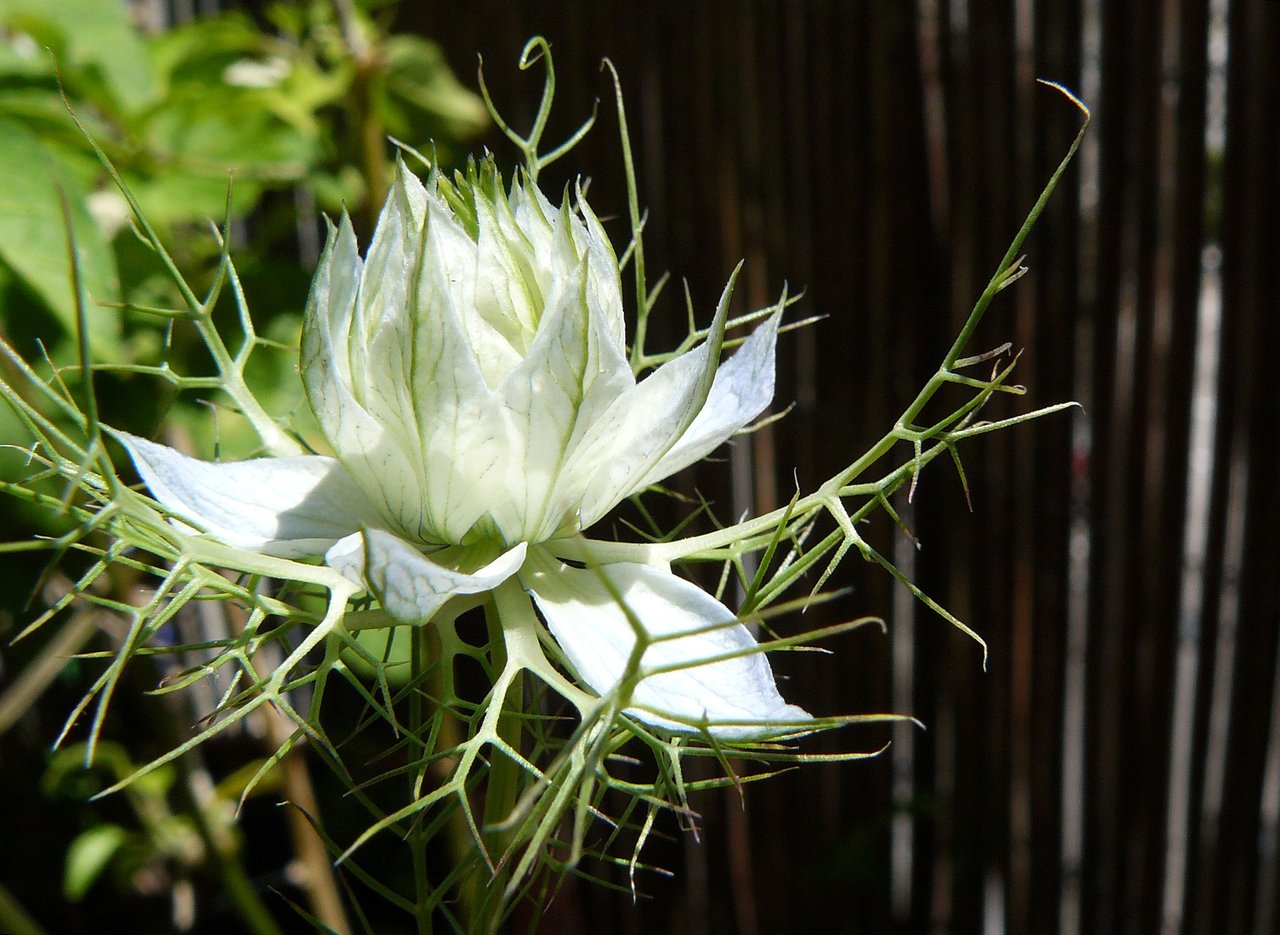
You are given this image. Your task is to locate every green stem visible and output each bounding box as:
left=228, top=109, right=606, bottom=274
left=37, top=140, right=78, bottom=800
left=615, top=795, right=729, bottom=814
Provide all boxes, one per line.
left=520, top=38, right=555, bottom=181
left=558, top=88, right=1091, bottom=567
left=355, top=61, right=388, bottom=233
left=217, top=856, right=286, bottom=935
left=329, top=0, right=386, bottom=232
left=934, top=83, right=1090, bottom=378
left=410, top=624, right=434, bottom=935
left=602, top=60, right=649, bottom=372
left=472, top=594, right=523, bottom=933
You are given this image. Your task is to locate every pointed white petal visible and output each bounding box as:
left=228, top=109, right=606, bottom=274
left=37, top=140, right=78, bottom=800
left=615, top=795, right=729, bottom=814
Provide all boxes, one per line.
left=561, top=269, right=740, bottom=528
left=469, top=181, right=540, bottom=381
left=634, top=311, right=780, bottom=491
left=397, top=196, right=510, bottom=542
left=492, top=256, right=632, bottom=541
left=359, top=168, right=507, bottom=542
left=117, top=433, right=377, bottom=558
left=303, top=171, right=508, bottom=544
left=525, top=557, right=810, bottom=738
left=325, top=530, right=526, bottom=623
left=572, top=182, right=626, bottom=347
left=301, top=212, right=428, bottom=538
left=509, top=174, right=559, bottom=268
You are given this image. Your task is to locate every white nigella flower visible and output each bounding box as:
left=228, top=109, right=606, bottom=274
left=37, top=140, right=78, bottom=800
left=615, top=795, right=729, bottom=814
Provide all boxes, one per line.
left=120, top=160, right=810, bottom=738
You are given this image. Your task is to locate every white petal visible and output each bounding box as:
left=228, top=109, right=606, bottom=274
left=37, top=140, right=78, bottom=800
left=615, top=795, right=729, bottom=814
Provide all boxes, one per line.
left=571, top=182, right=626, bottom=347
left=492, top=256, right=632, bottom=541
left=396, top=196, right=509, bottom=541
left=509, top=175, right=560, bottom=278
left=470, top=179, right=540, bottom=379
left=303, top=171, right=508, bottom=544
left=116, top=432, right=377, bottom=558
left=525, top=557, right=810, bottom=738
left=358, top=168, right=506, bottom=542
left=635, top=311, right=780, bottom=490
left=325, top=530, right=527, bottom=623
left=301, top=212, right=428, bottom=537
left=561, top=269, right=739, bottom=528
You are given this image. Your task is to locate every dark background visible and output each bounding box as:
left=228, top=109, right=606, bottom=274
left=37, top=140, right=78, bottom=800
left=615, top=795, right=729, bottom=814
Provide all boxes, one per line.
left=399, top=2, right=1279, bottom=933
left=2, top=1, right=1278, bottom=933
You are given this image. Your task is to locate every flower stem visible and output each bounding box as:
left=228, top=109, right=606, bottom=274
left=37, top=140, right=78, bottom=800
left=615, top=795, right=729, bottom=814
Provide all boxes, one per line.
left=472, top=594, right=523, bottom=932
left=410, top=624, right=435, bottom=935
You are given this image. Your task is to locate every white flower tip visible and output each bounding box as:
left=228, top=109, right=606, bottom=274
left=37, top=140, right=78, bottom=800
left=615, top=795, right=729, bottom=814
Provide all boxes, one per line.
left=327, top=530, right=526, bottom=624
left=113, top=430, right=374, bottom=558
left=526, top=558, right=811, bottom=741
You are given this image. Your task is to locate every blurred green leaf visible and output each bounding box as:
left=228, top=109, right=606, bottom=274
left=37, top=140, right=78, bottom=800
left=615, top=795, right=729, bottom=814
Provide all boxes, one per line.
left=63, top=824, right=129, bottom=901
left=0, top=118, right=121, bottom=358
left=215, top=757, right=285, bottom=804
left=42, top=742, right=127, bottom=797
left=0, top=0, right=157, bottom=113
left=127, top=163, right=263, bottom=230
left=143, top=95, right=315, bottom=178
left=0, top=29, right=51, bottom=78
left=380, top=35, right=489, bottom=145
left=146, top=11, right=269, bottom=91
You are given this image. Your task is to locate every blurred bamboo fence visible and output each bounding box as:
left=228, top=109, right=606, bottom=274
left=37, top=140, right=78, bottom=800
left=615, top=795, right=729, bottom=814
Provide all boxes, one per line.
left=397, top=2, right=1280, bottom=933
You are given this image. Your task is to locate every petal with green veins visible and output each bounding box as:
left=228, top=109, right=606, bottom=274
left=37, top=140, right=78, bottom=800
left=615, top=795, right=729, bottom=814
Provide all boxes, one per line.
left=397, top=196, right=508, bottom=542
left=302, top=211, right=428, bottom=539
left=493, top=255, right=632, bottom=541
left=470, top=175, right=540, bottom=377
left=633, top=310, right=781, bottom=491
left=304, top=171, right=508, bottom=544
left=571, top=183, right=627, bottom=346
left=116, top=432, right=378, bottom=558
left=326, top=530, right=527, bottom=623
left=524, top=555, right=810, bottom=739
left=561, top=271, right=736, bottom=528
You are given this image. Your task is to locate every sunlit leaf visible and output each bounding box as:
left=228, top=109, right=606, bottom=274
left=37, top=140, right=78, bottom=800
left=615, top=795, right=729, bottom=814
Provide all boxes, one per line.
left=63, top=824, right=129, bottom=901
left=0, top=0, right=157, bottom=113
left=0, top=118, right=120, bottom=358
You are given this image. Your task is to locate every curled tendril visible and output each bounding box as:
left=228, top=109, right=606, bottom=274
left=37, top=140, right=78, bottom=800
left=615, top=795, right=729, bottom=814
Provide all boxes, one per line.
left=477, top=35, right=598, bottom=183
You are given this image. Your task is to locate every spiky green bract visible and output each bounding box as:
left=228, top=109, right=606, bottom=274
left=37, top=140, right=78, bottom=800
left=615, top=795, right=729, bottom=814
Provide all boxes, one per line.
left=0, top=37, right=1089, bottom=933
